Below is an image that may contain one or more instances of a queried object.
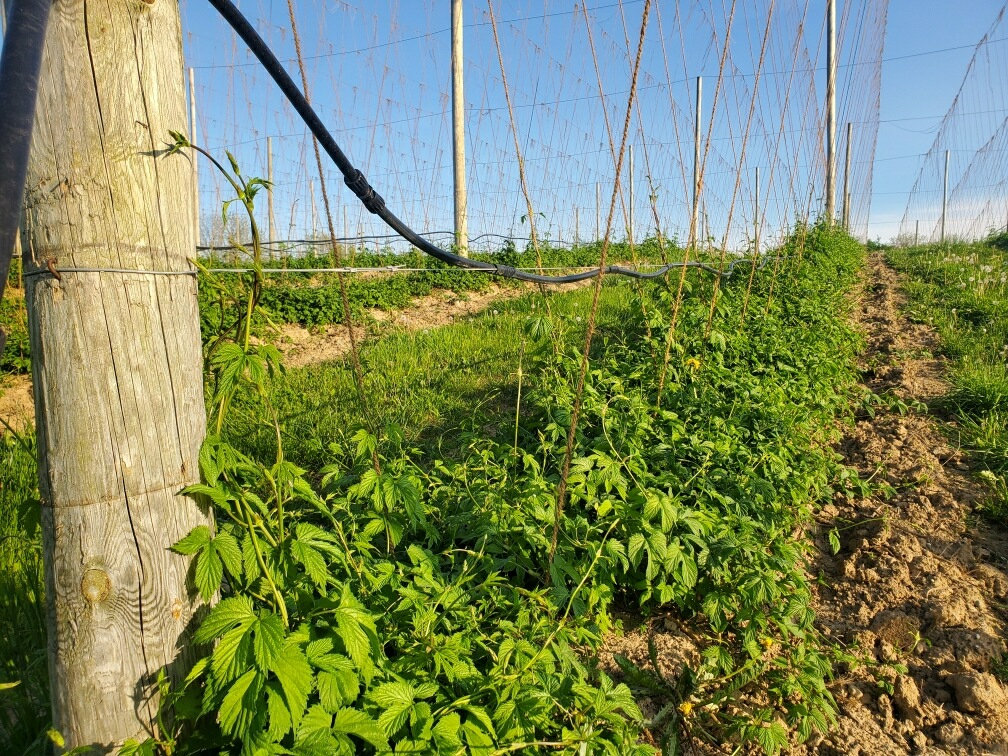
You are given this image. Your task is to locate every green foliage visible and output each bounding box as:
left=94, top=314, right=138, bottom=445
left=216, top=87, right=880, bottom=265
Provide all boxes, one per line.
left=0, top=430, right=48, bottom=753
left=202, top=240, right=669, bottom=335
left=149, top=222, right=867, bottom=755
left=887, top=239, right=1008, bottom=518
left=0, top=212, right=867, bottom=755
left=0, top=291, right=30, bottom=373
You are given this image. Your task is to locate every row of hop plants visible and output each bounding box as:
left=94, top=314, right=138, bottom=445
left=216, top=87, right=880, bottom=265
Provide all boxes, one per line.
left=105, top=139, right=890, bottom=755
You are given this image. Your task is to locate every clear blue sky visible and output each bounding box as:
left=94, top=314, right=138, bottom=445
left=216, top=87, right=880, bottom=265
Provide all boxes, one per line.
left=870, top=0, right=1006, bottom=241
left=178, top=1, right=1007, bottom=248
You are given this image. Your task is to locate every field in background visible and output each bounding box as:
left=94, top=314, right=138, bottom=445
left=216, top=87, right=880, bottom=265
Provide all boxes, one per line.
left=0, top=238, right=674, bottom=376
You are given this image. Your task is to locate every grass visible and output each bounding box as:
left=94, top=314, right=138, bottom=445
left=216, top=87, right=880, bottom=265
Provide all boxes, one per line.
left=181, top=223, right=870, bottom=754
left=887, top=231, right=1008, bottom=517
left=222, top=283, right=633, bottom=468
left=0, top=431, right=48, bottom=755
left=0, top=287, right=30, bottom=374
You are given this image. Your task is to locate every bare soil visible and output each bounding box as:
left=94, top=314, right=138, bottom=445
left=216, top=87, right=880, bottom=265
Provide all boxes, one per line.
left=0, top=374, right=32, bottom=433
left=798, top=255, right=1008, bottom=754
left=601, top=254, right=1008, bottom=754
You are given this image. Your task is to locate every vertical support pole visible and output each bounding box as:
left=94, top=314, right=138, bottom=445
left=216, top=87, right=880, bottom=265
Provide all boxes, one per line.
left=574, top=206, right=579, bottom=247
left=825, top=0, right=836, bottom=223
left=266, top=136, right=275, bottom=260
left=628, top=143, right=634, bottom=244
left=451, top=0, right=468, bottom=254
left=941, top=148, right=950, bottom=244
left=915, top=219, right=919, bottom=247
left=754, top=165, right=760, bottom=258
left=692, top=75, right=702, bottom=250
left=188, top=67, right=200, bottom=247
left=22, top=1, right=212, bottom=745
left=842, top=122, right=852, bottom=231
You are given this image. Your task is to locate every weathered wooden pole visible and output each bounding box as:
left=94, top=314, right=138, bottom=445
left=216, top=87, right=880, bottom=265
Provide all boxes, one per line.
left=691, top=75, right=702, bottom=250
left=825, top=0, right=837, bottom=223
left=451, top=0, right=468, bottom=254
left=309, top=178, right=318, bottom=237
left=22, top=0, right=211, bottom=748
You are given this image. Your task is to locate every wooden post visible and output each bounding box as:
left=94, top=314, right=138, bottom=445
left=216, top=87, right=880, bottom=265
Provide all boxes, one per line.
left=188, top=67, right=200, bottom=248
left=309, top=179, right=317, bottom=238
left=343, top=205, right=349, bottom=259
left=825, top=0, right=836, bottom=223
left=692, top=75, right=702, bottom=250
left=451, top=0, right=468, bottom=254
left=754, top=165, right=760, bottom=257
left=22, top=0, right=211, bottom=748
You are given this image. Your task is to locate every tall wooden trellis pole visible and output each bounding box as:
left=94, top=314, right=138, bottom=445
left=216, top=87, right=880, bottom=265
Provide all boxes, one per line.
left=825, top=0, right=837, bottom=223
left=21, top=0, right=211, bottom=747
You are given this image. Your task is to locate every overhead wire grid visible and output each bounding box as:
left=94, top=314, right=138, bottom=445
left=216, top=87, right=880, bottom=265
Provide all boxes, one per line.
left=180, top=0, right=888, bottom=256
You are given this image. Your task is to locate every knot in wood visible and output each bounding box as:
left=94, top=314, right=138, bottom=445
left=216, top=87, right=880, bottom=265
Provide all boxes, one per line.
left=81, top=568, right=111, bottom=604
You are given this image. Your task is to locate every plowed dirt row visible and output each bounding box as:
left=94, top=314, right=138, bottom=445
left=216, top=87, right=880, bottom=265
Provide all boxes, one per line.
left=796, top=255, right=1008, bottom=754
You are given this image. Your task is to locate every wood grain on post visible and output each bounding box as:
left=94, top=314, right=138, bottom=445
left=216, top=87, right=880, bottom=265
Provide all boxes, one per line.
left=21, top=0, right=211, bottom=748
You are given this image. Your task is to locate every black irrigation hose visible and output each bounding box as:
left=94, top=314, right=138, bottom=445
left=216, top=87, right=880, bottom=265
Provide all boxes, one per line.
left=0, top=0, right=53, bottom=354
left=209, top=0, right=763, bottom=286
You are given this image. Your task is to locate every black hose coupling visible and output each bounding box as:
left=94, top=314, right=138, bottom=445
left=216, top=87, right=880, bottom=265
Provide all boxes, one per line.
left=343, top=169, right=385, bottom=214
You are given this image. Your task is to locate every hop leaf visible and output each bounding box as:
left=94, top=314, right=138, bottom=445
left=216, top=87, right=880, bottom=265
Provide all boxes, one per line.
left=270, top=641, right=314, bottom=729
left=332, top=708, right=389, bottom=750
left=194, top=596, right=256, bottom=644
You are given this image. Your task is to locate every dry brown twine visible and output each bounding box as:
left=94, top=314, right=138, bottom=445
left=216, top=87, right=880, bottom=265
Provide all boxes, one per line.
left=286, top=0, right=381, bottom=475
left=550, top=0, right=653, bottom=565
